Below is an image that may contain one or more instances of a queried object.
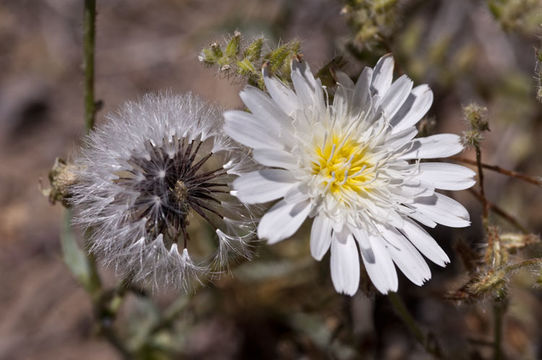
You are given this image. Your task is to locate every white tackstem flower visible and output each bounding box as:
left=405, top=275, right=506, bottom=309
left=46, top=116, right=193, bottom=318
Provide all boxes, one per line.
left=71, top=93, right=256, bottom=291
left=224, top=55, right=475, bottom=295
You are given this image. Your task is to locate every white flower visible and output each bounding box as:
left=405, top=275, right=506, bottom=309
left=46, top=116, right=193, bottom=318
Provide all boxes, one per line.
left=224, top=55, right=475, bottom=295
left=71, top=93, right=255, bottom=290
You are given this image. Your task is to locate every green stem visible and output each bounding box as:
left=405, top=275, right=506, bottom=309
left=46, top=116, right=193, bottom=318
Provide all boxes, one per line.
left=388, top=292, right=444, bottom=359
left=492, top=299, right=505, bottom=360
left=81, top=1, right=132, bottom=357
left=468, top=189, right=529, bottom=234
left=82, top=0, right=100, bottom=298
left=83, top=0, right=96, bottom=133
left=474, top=145, right=489, bottom=230
left=473, top=143, right=509, bottom=359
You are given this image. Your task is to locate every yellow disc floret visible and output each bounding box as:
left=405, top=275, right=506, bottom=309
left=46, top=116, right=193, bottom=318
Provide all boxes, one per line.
left=312, top=133, right=374, bottom=199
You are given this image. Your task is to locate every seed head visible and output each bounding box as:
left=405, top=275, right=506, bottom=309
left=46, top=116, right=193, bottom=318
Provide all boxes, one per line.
left=70, top=93, right=256, bottom=291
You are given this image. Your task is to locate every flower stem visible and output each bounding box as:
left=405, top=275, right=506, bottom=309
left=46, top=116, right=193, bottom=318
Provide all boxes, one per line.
left=468, top=189, right=529, bottom=234
left=81, top=0, right=101, bottom=302
left=474, top=146, right=490, bottom=230
left=83, top=0, right=97, bottom=133
left=451, top=156, right=541, bottom=187
left=81, top=1, right=132, bottom=357
left=388, top=292, right=444, bottom=359
left=492, top=293, right=507, bottom=360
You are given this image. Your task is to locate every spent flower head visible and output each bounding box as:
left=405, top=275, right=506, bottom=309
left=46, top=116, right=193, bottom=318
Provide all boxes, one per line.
left=71, top=93, right=256, bottom=290
left=462, top=103, right=489, bottom=148
left=225, top=55, right=475, bottom=295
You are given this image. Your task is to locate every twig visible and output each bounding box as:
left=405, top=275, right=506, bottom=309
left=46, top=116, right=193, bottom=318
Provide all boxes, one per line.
left=469, top=145, right=507, bottom=360
left=504, top=257, right=542, bottom=272
left=492, top=295, right=507, bottom=360
left=81, top=1, right=132, bottom=357
left=468, top=189, right=529, bottom=234
left=388, top=292, right=445, bottom=359
left=451, top=156, right=541, bottom=187
left=82, top=0, right=101, bottom=296
left=473, top=147, right=489, bottom=228
left=467, top=337, right=494, bottom=347
left=84, top=0, right=97, bottom=132
left=96, top=314, right=132, bottom=360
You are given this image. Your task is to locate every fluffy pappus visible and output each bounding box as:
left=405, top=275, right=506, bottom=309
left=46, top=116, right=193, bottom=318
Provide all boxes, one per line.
left=70, top=93, right=256, bottom=291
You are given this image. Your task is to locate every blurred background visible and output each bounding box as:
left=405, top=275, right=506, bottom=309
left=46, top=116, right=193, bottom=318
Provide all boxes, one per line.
left=0, top=0, right=541, bottom=359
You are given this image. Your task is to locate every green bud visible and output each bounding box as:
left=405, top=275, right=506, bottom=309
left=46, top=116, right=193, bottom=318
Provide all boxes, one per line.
left=210, top=42, right=223, bottom=59
left=225, top=31, right=241, bottom=59
left=244, top=38, right=263, bottom=62
left=237, top=58, right=258, bottom=77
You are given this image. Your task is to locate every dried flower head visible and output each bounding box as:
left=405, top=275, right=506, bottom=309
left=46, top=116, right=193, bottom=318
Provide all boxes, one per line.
left=71, top=93, right=255, bottom=290
left=462, top=103, right=489, bottom=147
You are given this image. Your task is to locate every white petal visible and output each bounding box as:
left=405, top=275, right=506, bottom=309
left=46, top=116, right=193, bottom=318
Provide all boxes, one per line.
left=240, top=86, right=293, bottom=130
left=379, top=75, right=413, bottom=119
left=398, top=219, right=450, bottom=267
left=335, top=71, right=355, bottom=89
left=371, top=54, right=394, bottom=97
left=400, top=134, right=464, bottom=160
left=283, top=183, right=310, bottom=204
left=263, top=73, right=298, bottom=115
left=352, top=67, right=373, bottom=113
left=232, top=169, right=297, bottom=203
left=351, top=227, right=374, bottom=263
left=294, top=60, right=319, bottom=89
left=391, top=85, right=433, bottom=133
left=403, top=207, right=437, bottom=228
left=291, top=61, right=322, bottom=107
left=258, top=199, right=311, bottom=244
left=355, top=229, right=399, bottom=294
left=253, top=148, right=297, bottom=169
left=334, top=83, right=351, bottom=117
left=410, top=193, right=470, bottom=228
left=382, top=126, right=418, bottom=150
left=378, top=225, right=431, bottom=286
left=310, top=215, right=333, bottom=261
left=330, top=235, right=360, bottom=296
left=224, top=110, right=283, bottom=149
left=391, top=182, right=434, bottom=200
left=418, top=163, right=476, bottom=190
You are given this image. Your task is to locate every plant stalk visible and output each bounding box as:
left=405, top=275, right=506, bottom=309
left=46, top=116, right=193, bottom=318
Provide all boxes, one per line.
left=84, top=0, right=97, bottom=133
left=492, top=296, right=506, bottom=360
left=81, top=1, right=132, bottom=357
left=388, top=292, right=444, bottom=359
left=451, top=156, right=541, bottom=187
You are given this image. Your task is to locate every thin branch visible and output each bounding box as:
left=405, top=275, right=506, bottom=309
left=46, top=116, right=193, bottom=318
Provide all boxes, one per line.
left=468, top=189, right=529, bottom=234
left=492, top=299, right=505, bottom=360
left=97, top=319, right=132, bottom=360
left=82, top=1, right=132, bottom=357
left=473, top=147, right=490, bottom=227
left=504, top=257, right=542, bottom=272
left=84, top=0, right=97, bottom=132
left=467, top=337, right=494, bottom=347
left=451, top=156, right=541, bottom=187
left=388, top=292, right=445, bottom=359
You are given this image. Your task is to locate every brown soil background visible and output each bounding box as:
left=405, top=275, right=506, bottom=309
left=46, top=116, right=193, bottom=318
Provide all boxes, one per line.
left=1, top=1, right=541, bottom=359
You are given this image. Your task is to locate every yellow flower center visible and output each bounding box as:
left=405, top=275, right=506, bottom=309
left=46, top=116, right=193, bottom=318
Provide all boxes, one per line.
left=312, top=134, right=373, bottom=197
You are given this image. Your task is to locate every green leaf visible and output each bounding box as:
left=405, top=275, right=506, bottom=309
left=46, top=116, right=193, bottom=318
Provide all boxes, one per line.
left=243, top=38, right=263, bottom=62
left=61, top=209, right=101, bottom=295
left=224, top=32, right=241, bottom=59
left=237, top=58, right=257, bottom=76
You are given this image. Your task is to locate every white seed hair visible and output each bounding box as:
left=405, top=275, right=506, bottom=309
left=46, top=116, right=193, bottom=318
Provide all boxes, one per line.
left=70, top=92, right=257, bottom=291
